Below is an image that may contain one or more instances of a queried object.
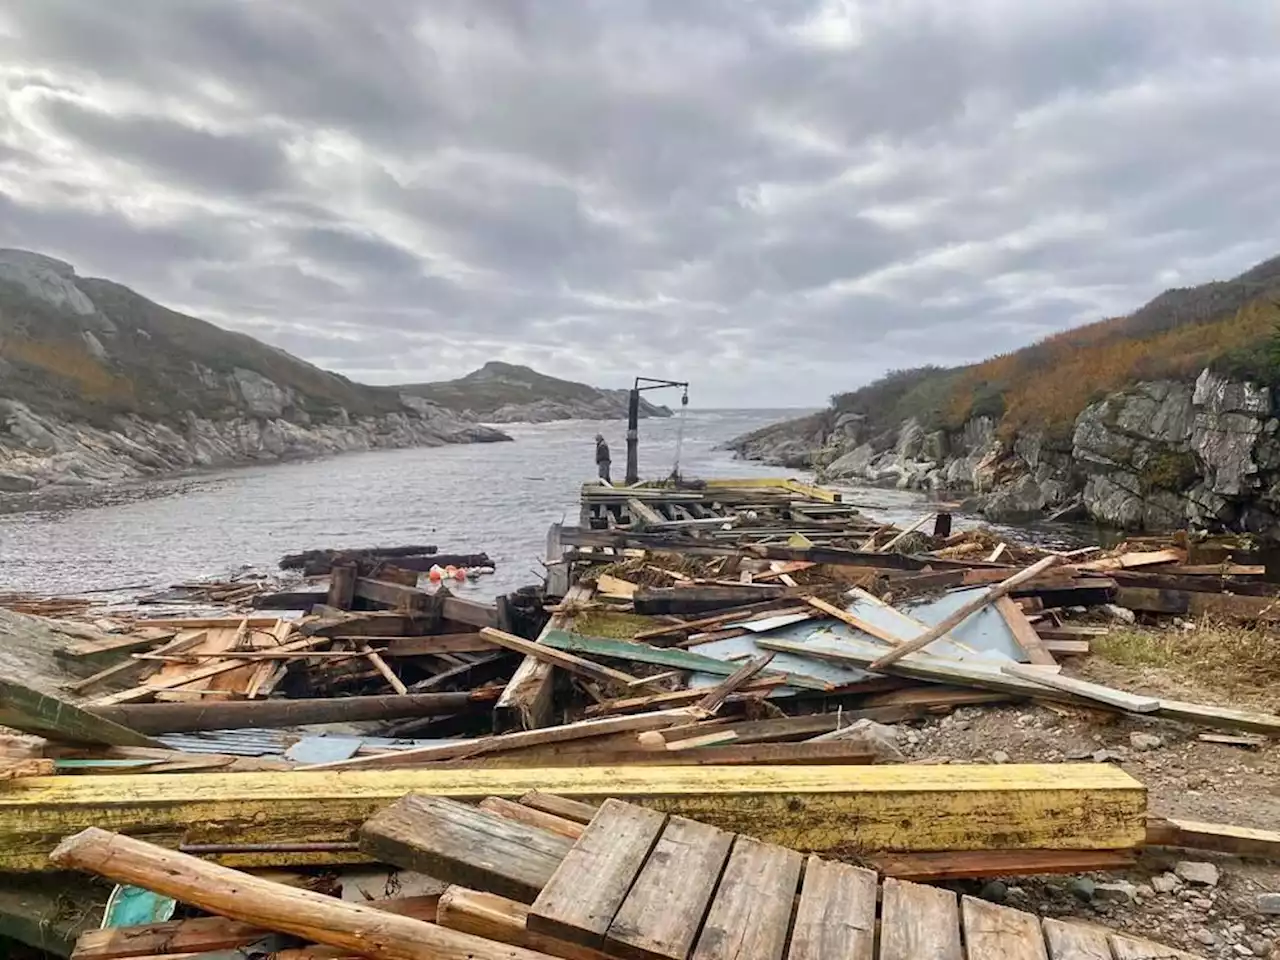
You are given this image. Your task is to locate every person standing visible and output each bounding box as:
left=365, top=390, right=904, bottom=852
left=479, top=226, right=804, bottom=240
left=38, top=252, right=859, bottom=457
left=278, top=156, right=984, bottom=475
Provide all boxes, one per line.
left=595, top=433, right=612, bottom=483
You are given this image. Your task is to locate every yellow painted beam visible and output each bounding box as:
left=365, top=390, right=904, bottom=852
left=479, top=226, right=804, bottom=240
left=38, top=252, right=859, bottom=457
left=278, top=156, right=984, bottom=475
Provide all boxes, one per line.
left=0, top=764, right=1144, bottom=871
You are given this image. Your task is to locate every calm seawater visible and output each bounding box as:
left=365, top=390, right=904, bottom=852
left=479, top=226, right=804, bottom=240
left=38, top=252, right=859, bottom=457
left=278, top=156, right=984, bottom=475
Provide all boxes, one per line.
left=0, top=409, right=940, bottom=599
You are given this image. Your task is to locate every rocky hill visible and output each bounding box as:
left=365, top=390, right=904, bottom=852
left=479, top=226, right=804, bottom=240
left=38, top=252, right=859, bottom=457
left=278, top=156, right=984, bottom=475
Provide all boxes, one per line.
left=731, top=255, right=1280, bottom=534
left=401, top=361, right=672, bottom=423
left=0, top=249, right=510, bottom=493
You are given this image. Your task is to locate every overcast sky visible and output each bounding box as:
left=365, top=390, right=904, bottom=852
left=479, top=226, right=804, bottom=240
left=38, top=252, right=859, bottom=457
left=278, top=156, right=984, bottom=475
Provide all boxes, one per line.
left=2, top=2, right=1279, bottom=407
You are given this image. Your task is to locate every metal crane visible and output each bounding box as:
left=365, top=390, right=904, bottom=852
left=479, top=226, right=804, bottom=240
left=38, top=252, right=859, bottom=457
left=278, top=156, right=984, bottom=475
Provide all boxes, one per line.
left=625, top=376, right=689, bottom=485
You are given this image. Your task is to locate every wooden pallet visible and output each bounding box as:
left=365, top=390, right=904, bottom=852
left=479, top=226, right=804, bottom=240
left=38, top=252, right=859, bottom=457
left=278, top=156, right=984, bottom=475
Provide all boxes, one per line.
left=363, top=792, right=1202, bottom=960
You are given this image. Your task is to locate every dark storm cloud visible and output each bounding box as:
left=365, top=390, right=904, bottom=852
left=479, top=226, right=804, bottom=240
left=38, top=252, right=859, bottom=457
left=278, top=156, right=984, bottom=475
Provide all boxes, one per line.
left=2, top=0, right=1280, bottom=404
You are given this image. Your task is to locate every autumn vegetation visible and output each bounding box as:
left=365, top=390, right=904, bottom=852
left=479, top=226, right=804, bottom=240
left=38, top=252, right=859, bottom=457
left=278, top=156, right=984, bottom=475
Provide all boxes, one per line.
left=831, top=254, right=1280, bottom=444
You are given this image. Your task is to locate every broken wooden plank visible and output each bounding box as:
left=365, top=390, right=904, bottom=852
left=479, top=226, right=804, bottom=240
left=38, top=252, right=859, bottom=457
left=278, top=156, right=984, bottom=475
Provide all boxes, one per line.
left=1041, top=918, right=1112, bottom=960
left=604, top=815, right=734, bottom=960
left=49, top=827, right=551, bottom=960
left=1000, top=664, right=1160, bottom=713
left=867, top=849, right=1136, bottom=882
left=633, top=586, right=787, bottom=617
left=308, top=709, right=694, bottom=770
left=995, top=596, right=1056, bottom=667
left=440, top=597, right=500, bottom=630
left=519, top=792, right=600, bottom=825
left=691, top=654, right=775, bottom=717
left=352, top=577, right=429, bottom=612
left=71, top=915, right=269, bottom=959
left=495, top=584, right=589, bottom=732
left=1144, top=816, right=1280, bottom=859
left=785, top=856, right=875, bottom=960
left=0, top=758, right=55, bottom=781
left=1115, top=586, right=1280, bottom=622
left=596, top=575, right=640, bottom=600
left=529, top=799, right=667, bottom=948
left=438, top=887, right=612, bottom=960
left=1076, top=549, right=1184, bottom=572
left=962, top=895, right=1048, bottom=960
left=691, top=835, right=802, bottom=960
left=871, top=556, right=1062, bottom=669
left=1109, top=935, right=1204, bottom=960
left=361, top=645, right=408, bottom=695
left=0, top=677, right=160, bottom=748
left=478, top=797, right=586, bottom=841
left=878, top=878, right=962, bottom=960
left=359, top=794, right=572, bottom=904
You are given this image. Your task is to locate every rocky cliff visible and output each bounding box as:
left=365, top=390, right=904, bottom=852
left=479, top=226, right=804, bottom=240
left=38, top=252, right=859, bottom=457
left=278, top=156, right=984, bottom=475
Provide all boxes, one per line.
left=0, top=249, right=510, bottom=494
left=401, top=361, right=673, bottom=423
left=730, top=254, right=1280, bottom=535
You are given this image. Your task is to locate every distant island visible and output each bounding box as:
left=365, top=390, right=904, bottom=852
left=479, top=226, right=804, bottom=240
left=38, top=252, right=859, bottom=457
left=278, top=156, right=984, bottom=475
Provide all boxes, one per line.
left=0, top=249, right=661, bottom=494
left=731, top=254, right=1280, bottom=533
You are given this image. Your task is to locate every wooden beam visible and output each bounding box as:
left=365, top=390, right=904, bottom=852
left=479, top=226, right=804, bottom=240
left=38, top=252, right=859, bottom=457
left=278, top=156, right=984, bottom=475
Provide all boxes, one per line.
left=72, top=915, right=269, bottom=959
left=871, top=556, right=1061, bottom=669
left=0, top=764, right=1146, bottom=871
left=353, top=578, right=430, bottom=612
left=327, top=563, right=356, bottom=610
left=866, top=848, right=1136, bottom=882
left=1144, top=816, right=1280, bottom=859
left=994, top=597, right=1056, bottom=667
left=49, top=827, right=551, bottom=960
left=691, top=654, right=775, bottom=716
left=478, top=797, right=586, bottom=840
left=1115, top=586, right=1280, bottom=621
left=438, top=887, right=613, bottom=960
left=633, top=586, right=788, bottom=616
left=441, top=597, right=500, bottom=630
left=1000, top=664, right=1159, bottom=713
left=360, top=795, right=572, bottom=903
left=519, top=792, right=600, bottom=825
left=89, top=693, right=483, bottom=733
left=0, top=677, right=160, bottom=748
left=479, top=628, right=652, bottom=690
left=495, top=585, right=590, bottom=732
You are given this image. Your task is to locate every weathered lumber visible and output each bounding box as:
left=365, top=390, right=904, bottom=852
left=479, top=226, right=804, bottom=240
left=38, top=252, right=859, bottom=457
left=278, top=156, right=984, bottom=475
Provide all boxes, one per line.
left=496, top=585, right=591, bottom=732
left=327, top=564, right=357, bottom=610
left=994, top=596, right=1057, bottom=667
left=1000, top=664, right=1160, bottom=713
left=878, top=878, right=962, bottom=960
left=89, top=693, right=484, bottom=733
left=360, top=795, right=572, bottom=904
left=479, top=628, right=649, bottom=689
left=633, top=585, right=786, bottom=616
left=379, top=634, right=493, bottom=655
left=1110, top=935, right=1207, bottom=960
left=582, top=679, right=786, bottom=717
left=0, top=758, right=55, bottom=781
left=253, top=589, right=330, bottom=609
left=49, top=827, right=554, bottom=960
left=691, top=654, right=775, bottom=716
left=1041, top=918, right=1112, bottom=960
left=478, top=797, right=586, bottom=840
left=691, top=835, right=802, bottom=960
left=529, top=799, right=667, bottom=948
left=432, top=740, right=877, bottom=769
left=1115, top=586, right=1280, bottom=621
left=361, top=645, right=408, bottom=694
left=866, top=848, right=1136, bottom=882
left=441, top=597, right=501, bottom=630
left=438, top=887, right=612, bottom=960
left=0, top=763, right=1146, bottom=871
left=72, top=914, right=269, bottom=959
left=604, top=815, right=734, bottom=960
left=962, top=895, right=1048, bottom=960
left=871, top=556, right=1061, bottom=668
left=519, top=791, right=600, bottom=825
left=541, top=631, right=830, bottom=691
left=308, top=710, right=693, bottom=770
left=281, top=545, right=438, bottom=571
left=785, top=856, right=876, bottom=960
left=1144, top=816, right=1280, bottom=859
left=354, top=578, right=431, bottom=612
left=90, top=635, right=331, bottom=706
left=631, top=600, right=795, bottom=641
left=0, top=677, right=160, bottom=748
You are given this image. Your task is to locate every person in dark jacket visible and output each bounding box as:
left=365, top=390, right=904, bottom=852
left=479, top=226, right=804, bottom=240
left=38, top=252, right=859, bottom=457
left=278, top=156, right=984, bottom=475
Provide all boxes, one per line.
left=595, top=433, right=611, bottom=483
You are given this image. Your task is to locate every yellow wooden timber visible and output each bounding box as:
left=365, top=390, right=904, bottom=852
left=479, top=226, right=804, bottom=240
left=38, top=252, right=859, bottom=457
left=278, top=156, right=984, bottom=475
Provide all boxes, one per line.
left=617, top=477, right=843, bottom=504
left=0, top=764, right=1144, bottom=871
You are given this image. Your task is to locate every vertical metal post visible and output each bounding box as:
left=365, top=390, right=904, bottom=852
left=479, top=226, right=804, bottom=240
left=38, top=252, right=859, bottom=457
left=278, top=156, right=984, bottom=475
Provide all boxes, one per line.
left=625, top=387, right=640, bottom=485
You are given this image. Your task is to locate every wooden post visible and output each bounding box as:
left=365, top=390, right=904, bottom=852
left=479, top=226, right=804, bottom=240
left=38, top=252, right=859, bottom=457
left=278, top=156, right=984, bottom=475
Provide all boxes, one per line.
left=869, top=555, right=1061, bottom=669
left=49, top=828, right=555, bottom=960
left=932, top=512, right=953, bottom=539
left=327, top=563, right=357, bottom=611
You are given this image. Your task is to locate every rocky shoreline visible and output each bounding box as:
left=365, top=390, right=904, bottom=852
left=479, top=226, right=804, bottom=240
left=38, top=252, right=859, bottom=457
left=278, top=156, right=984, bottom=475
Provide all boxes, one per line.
left=730, top=367, right=1280, bottom=534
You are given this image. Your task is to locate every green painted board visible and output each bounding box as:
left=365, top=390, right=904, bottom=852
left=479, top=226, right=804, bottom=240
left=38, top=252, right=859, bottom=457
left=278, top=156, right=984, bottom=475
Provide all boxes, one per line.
left=0, top=678, right=160, bottom=748
left=541, top=630, right=831, bottom=690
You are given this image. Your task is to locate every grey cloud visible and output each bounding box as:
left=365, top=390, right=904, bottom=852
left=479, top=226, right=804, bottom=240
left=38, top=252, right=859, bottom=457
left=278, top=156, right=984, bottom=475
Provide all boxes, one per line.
left=2, top=1, right=1280, bottom=406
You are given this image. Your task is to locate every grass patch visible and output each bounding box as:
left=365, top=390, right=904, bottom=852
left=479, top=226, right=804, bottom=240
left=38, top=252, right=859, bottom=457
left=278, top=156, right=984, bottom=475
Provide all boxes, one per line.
left=568, top=608, right=662, bottom=640
left=1093, top=621, right=1280, bottom=690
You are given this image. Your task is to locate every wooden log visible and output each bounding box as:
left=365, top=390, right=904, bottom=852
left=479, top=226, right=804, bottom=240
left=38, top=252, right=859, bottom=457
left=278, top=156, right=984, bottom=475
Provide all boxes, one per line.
left=360, top=795, right=573, bottom=903
left=871, top=556, right=1061, bottom=669
left=529, top=799, right=667, bottom=948
left=785, top=855, right=876, bottom=960
left=0, top=763, right=1147, bottom=871
left=438, top=887, right=612, bottom=960
left=89, top=693, right=483, bottom=733
left=48, top=828, right=555, bottom=960
left=603, top=815, right=734, bottom=960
